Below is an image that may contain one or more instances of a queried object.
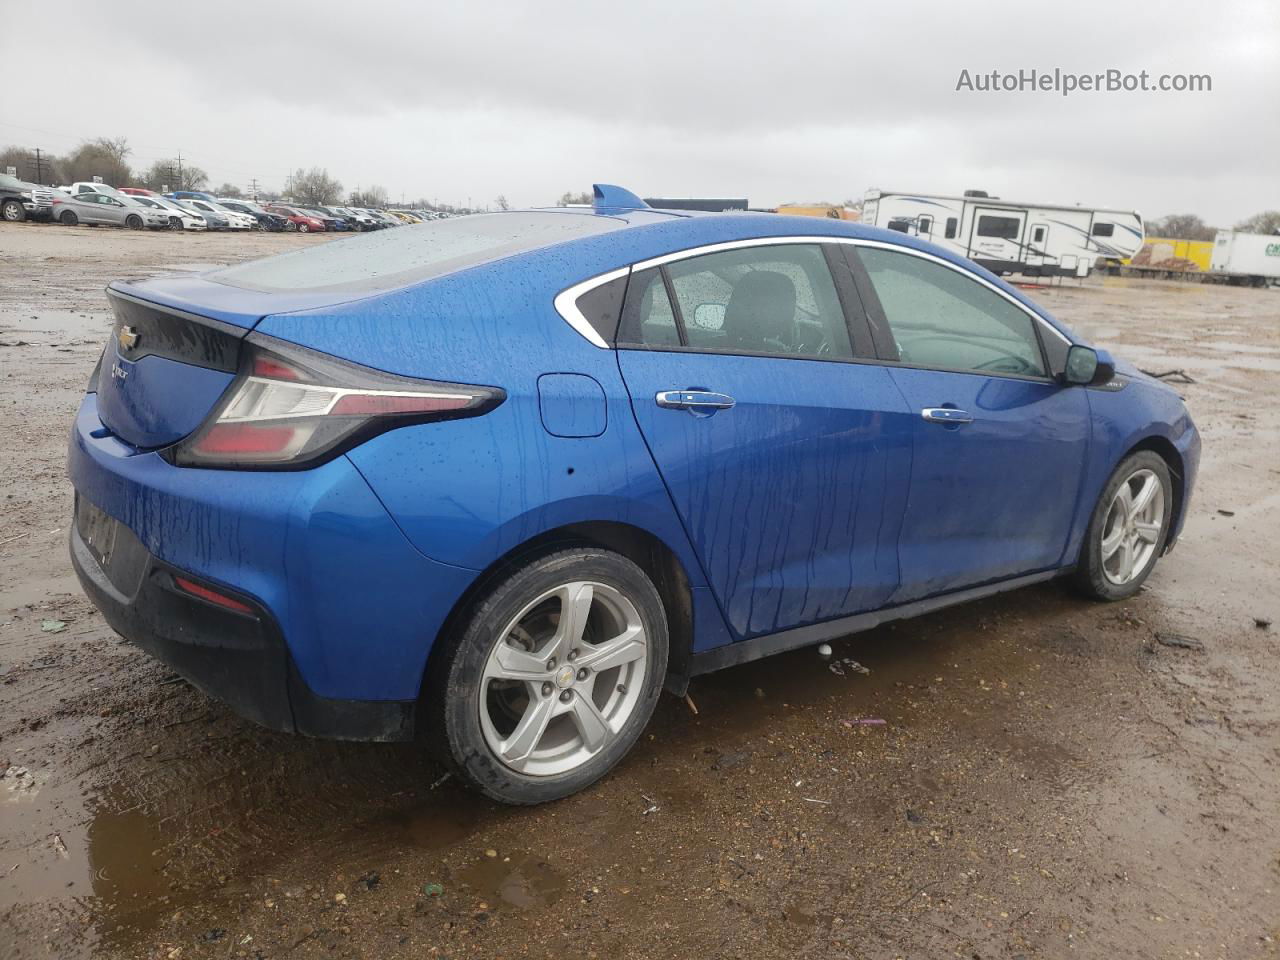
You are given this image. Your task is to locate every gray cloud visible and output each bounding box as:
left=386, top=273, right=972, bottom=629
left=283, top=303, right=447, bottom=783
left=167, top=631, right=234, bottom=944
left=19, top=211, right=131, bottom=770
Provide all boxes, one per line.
left=1, top=0, right=1274, bottom=223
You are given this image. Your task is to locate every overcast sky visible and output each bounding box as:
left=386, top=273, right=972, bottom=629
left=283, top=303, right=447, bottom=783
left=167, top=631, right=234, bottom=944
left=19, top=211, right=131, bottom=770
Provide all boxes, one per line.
left=2, top=0, right=1275, bottom=224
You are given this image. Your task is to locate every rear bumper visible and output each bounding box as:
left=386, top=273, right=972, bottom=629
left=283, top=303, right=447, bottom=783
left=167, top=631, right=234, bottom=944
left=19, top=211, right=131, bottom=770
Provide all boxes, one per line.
left=70, top=517, right=415, bottom=739
left=67, top=393, right=481, bottom=732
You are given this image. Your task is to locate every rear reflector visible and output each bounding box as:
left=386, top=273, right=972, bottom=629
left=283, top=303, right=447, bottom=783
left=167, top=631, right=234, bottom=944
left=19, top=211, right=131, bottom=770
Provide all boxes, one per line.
left=174, top=576, right=255, bottom=614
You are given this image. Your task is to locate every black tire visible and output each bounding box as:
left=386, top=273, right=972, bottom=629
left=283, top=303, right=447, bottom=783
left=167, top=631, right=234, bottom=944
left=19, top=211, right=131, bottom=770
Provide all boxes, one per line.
left=283, top=221, right=297, bottom=232
left=60, top=210, right=79, bottom=226
left=2, top=199, right=26, bottom=223
left=427, top=548, right=669, bottom=805
left=1073, top=451, right=1173, bottom=601
left=168, top=217, right=182, bottom=231
left=126, top=214, right=143, bottom=230
left=298, top=223, right=310, bottom=233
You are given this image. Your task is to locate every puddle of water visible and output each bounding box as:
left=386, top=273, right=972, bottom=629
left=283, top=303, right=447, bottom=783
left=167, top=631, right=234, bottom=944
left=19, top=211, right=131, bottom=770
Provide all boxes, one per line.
left=457, top=852, right=566, bottom=910
left=151, top=263, right=226, bottom=273
left=0, top=309, right=111, bottom=338
left=398, top=790, right=495, bottom=851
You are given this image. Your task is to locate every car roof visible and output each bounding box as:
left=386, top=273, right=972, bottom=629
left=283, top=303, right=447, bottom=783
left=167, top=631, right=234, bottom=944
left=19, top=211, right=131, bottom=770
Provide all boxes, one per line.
left=117, top=184, right=1065, bottom=334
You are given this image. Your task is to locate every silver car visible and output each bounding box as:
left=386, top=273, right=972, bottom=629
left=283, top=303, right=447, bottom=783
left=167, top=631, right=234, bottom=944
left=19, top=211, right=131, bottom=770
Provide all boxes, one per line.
left=51, top=191, right=170, bottom=229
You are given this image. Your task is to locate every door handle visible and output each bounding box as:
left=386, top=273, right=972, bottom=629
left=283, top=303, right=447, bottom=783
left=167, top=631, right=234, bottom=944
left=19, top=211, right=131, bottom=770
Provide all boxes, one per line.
left=921, top=407, right=974, bottom=425
left=656, top=390, right=736, bottom=411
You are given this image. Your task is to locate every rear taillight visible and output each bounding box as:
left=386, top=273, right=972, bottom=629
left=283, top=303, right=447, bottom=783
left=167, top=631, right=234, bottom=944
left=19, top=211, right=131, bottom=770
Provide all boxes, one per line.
left=162, top=335, right=504, bottom=470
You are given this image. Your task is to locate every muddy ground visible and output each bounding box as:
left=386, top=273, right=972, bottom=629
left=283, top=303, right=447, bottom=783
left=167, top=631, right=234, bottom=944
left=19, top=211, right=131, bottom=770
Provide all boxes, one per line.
left=0, top=221, right=1277, bottom=960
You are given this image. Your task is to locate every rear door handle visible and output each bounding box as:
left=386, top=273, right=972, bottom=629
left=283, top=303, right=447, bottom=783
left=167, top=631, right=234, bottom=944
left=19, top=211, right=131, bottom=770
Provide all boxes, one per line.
left=921, top=407, right=974, bottom=425
left=656, top=390, right=736, bottom=411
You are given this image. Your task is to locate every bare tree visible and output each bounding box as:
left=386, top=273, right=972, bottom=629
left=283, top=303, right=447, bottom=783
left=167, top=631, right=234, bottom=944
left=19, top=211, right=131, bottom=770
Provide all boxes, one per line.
left=557, top=190, right=591, bottom=206
left=1234, top=210, right=1280, bottom=235
left=1148, top=213, right=1217, bottom=241
left=0, top=145, right=65, bottom=185
left=137, top=159, right=208, bottom=193
left=495, top=194, right=510, bottom=211
left=215, top=182, right=243, bottom=199
left=350, top=185, right=388, bottom=207
left=60, top=138, right=133, bottom=187
left=290, top=167, right=343, bottom=205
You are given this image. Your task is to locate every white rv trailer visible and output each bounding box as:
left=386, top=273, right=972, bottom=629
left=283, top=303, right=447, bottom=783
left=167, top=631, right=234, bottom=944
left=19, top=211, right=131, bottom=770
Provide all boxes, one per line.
left=862, top=189, right=1144, bottom=279
left=1210, top=230, right=1280, bottom=284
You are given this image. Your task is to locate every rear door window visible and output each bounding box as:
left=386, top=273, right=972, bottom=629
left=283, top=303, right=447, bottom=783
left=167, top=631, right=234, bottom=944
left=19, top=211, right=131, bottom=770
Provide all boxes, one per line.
left=651, top=244, right=854, bottom=360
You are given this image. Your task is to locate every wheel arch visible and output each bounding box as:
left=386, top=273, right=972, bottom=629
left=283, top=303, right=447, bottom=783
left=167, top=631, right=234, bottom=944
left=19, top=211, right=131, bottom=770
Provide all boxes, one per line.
left=418, top=520, right=695, bottom=718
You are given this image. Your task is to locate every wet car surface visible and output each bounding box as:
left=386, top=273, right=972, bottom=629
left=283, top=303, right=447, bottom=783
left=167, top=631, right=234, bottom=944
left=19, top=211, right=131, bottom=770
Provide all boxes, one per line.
left=1, top=225, right=1277, bottom=959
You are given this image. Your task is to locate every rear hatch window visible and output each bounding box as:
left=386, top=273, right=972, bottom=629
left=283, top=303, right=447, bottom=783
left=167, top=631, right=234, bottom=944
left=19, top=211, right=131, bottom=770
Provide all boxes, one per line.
left=206, top=211, right=619, bottom=295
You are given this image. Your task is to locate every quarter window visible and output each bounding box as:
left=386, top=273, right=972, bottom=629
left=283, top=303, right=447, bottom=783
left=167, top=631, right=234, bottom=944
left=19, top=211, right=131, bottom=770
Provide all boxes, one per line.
left=976, top=215, right=1021, bottom=240
left=618, top=268, right=680, bottom=348
left=858, top=248, right=1046, bottom=378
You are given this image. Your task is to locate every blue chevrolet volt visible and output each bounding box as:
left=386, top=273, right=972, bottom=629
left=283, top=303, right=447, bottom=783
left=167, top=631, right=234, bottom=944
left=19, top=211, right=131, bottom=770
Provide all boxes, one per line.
left=68, top=185, right=1199, bottom=803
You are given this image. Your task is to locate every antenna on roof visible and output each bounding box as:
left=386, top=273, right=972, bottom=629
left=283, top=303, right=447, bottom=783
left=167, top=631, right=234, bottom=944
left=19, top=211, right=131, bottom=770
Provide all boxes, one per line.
left=592, top=184, right=650, bottom=212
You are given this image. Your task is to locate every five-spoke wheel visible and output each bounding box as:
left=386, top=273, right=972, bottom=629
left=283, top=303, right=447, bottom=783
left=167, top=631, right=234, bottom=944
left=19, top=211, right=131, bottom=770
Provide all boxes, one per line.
left=429, top=549, right=668, bottom=804
left=479, top=580, right=648, bottom=776
left=1075, top=451, right=1173, bottom=600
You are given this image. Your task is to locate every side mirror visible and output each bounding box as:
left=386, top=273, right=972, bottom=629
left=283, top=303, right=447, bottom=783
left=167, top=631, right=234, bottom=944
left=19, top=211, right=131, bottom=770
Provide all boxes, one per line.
left=1063, top=345, right=1115, bottom=386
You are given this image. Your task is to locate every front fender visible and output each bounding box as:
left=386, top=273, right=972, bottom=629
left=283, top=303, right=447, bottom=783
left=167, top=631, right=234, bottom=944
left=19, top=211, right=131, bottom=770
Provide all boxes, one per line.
left=1065, top=380, right=1200, bottom=564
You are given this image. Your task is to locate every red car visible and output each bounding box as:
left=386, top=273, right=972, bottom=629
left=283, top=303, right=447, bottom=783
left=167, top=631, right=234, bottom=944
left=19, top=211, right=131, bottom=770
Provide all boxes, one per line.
left=118, top=187, right=158, bottom=197
left=265, top=204, right=326, bottom=233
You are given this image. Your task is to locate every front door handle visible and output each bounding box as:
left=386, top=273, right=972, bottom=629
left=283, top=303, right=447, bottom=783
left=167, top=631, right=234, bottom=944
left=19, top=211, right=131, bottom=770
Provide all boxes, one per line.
left=656, top=390, right=736, bottom=412
left=921, top=407, right=974, bottom=425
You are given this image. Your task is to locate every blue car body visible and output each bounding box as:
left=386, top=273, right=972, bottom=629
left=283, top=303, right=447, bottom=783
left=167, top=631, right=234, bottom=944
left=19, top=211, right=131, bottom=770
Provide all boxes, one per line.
left=67, top=185, right=1199, bottom=740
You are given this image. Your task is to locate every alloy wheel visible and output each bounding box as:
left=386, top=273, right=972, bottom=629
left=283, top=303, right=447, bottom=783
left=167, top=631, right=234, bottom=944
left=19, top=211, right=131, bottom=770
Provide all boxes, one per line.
left=1100, top=468, right=1165, bottom=585
left=479, top=581, right=648, bottom=777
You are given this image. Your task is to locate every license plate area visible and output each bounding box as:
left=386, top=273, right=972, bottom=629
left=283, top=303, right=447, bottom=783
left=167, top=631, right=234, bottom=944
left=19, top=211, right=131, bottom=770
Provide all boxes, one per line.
left=74, top=496, right=150, bottom=597
left=76, top=495, right=119, bottom=571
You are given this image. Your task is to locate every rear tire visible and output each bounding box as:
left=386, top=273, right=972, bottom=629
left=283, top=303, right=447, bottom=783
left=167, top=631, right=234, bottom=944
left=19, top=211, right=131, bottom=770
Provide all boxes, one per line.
left=428, top=548, right=669, bottom=805
left=2, top=199, right=26, bottom=222
left=1073, top=451, right=1173, bottom=601
left=126, top=214, right=143, bottom=230
left=60, top=210, right=79, bottom=226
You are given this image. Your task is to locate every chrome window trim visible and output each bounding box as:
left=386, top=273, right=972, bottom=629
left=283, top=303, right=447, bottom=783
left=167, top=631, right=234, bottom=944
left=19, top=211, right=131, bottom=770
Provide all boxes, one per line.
left=554, top=236, right=1071, bottom=349
left=552, top=266, right=630, bottom=349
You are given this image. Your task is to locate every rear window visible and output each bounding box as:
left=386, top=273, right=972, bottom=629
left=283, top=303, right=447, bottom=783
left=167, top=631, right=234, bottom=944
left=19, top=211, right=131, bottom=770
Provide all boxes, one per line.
left=210, top=212, right=619, bottom=294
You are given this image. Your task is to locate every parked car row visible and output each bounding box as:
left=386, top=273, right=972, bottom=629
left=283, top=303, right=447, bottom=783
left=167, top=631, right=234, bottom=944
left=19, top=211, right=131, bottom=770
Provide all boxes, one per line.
left=0, top=176, right=449, bottom=233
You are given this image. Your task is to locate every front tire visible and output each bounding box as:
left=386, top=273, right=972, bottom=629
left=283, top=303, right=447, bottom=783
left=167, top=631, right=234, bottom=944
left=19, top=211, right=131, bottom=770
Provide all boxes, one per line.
left=1074, top=451, right=1173, bottom=601
left=60, top=210, right=79, bottom=226
left=297, top=223, right=310, bottom=233
left=2, top=199, right=26, bottom=222
left=126, top=214, right=143, bottom=230
left=428, top=548, right=669, bottom=804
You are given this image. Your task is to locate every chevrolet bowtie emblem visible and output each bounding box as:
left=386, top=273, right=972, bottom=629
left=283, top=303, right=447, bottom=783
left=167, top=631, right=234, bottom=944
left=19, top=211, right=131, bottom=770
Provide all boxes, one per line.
left=118, top=325, right=140, bottom=351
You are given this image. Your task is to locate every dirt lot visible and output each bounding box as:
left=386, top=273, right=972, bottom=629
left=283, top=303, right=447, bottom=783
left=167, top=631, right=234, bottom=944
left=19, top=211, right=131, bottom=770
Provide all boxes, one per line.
left=1, top=221, right=1277, bottom=960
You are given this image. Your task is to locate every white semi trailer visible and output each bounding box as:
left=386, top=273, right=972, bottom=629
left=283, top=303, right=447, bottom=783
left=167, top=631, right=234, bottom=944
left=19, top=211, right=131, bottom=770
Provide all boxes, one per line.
left=1210, top=230, right=1280, bottom=285
left=862, top=188, right=1144, bottom=279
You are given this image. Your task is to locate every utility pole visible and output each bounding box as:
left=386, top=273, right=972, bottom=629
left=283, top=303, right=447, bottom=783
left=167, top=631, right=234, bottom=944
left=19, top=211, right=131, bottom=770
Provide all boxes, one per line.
left=29, top=148, right=51, bottom=186
left=248, top=178, right=260, bottom=201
